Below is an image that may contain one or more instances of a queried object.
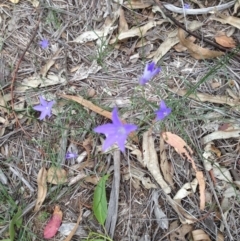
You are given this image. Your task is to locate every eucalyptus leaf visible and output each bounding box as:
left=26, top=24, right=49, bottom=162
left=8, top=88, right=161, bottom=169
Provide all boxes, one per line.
left=93, top=175, right=109, bottom=225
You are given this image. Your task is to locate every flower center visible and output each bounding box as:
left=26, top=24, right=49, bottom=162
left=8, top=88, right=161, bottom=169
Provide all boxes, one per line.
left=118, top=126, right=126, bottom=135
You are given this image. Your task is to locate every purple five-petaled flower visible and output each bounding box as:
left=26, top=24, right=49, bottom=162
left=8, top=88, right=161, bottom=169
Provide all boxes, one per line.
left=94, top=108, right=137, bottom=153
left=39, top=39, right=49, bottom=49
left=183, top=3, right=190, bottom=9
left=33, top=96, right=55, bottom=120
left=155, top=100, right=171, bottom=121
left=139, top=62, right=161, bottom=85
left=65, top=152, right=78, bottom=159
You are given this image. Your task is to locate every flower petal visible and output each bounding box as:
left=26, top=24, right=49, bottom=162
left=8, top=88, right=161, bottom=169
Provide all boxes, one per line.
left=111, top=108, right=121, bottom=126
left=102, top=134, right=117, bottom=151
left=94, top=124, right=117, bottom=135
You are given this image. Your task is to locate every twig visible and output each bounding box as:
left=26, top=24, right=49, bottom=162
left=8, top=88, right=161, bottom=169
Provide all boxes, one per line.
left=10, top=9, right=42, bottom=134
left=153, top=0, right=240, bottom=59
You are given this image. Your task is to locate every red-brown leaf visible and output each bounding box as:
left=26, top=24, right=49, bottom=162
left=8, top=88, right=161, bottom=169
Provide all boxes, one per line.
left=44, top=205, right=63, bottom=239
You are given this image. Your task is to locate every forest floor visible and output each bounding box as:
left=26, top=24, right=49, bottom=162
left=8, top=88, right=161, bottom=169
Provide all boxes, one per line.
left=0, top=0, right=240, bottom=240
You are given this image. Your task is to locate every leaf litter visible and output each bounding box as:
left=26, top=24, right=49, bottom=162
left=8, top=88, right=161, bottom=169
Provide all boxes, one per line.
left=1, top=0, right=240, bottom=240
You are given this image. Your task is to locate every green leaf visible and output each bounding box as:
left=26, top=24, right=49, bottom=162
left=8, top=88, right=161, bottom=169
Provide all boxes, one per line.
left=9, top=207, right=22, bottom=241
left=93, top=175, right=109, bottom=225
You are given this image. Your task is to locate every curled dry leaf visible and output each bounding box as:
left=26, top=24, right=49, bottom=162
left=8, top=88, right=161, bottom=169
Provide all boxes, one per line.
left=142, top=129, right=171, bottom=194
left=178, top=28, right=224, bottom=60
left=192, top=229, right=211, bottom=241
left=162, top=132, right=205, bottom=210
left=110, top=21, right=156, bottom=44
left=211, top=13, right=240, bottom=30
left=171, top=87, right=240, bottom=108
left=202, top=129, right=240, bottom=144
left=169, top=220, right=193, bottom=241
left=16, top=73, right=66, bottom=91
left=174, top=178, right=198, bottom=200
left=119, top=7, right=128, bottom=33
left=152, top=20, right=202, bottom=63
left=47, top=166, right=67, bottom=185
left=215, top=33, right=236, bottom=48
left=174, top=36, right=196, bottom=52
left=34, top=167, right=47, bottom=212
left=44, top=205, right=63, bottom=239
left=123, top=1, right=152, bottom=9
left=160, top=138, right=174, bottom=188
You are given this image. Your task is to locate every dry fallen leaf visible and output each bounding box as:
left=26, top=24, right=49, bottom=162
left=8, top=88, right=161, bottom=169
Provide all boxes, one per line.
left=174, top=178, right=198, bottom=200
left=159, top=138, right=174, bottom=188
left=123, top=1, right=152, bottom=9
left=34, top=167, right=48, bottom=212
left=162, top=132, right=205, bottom=210
left=174, top=36, right=196, bottom=52
left=169, top=220, right=193, bottom=241
left=151, top=20, right=202, bottom=62
left=192, top=229, right=211, bottom=241
left=202, top=129, right=240, bottom=144
left=171, top=87, right=240, bottom=108
left=142, top=129, right=171, bottom=194
left=119, top=7, right=128, bottom=33
left=110, top=21, right=156, bottom=44
left=178, top=28, right=224, bottom=59
left=215, top=33, right=236, bottom=48
left=211, top=13, right=240, bottom=30
left=40, top=49, right=62, bottom=77
left=47, top=166, right=67, bottom=185
left=44, top=205, right=63, bottom=239
left=70, top=60, right=102, bottom=81
left=16, top=73, right=66, bottom=91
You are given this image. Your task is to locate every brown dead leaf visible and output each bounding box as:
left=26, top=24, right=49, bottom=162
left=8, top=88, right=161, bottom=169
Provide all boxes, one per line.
left=151, top=21, right=202, bottom=62
left=142, top=129, right=171, bottom=194
left=192, top=229, right=211, bottom=241
left=174, top=178, right=198, bottom=200
left=171, top=87, right=240, bottom=108
left=162, top=132, right=205, bottom=210
left=211, top=13, right=240, bottom=30
left=44, top=205, right=63, bottom=239
left=110, top=21, right=156, bottom=44
left=215, top=34, right=236, bottom=48
left=159, top=138, right=174, bottom=188
left=119, top=7, right=128, bottom=33
left=123, top=1, right=152, bottom=9
left=47, top=166, right=67, bottom=185
left=34, top=167, right=48, bottom=212
left=174, top=36, right=196, bottom=52
left=178, top=28, right=224, bottom=59
left=169, top=220, right=193, bottom=241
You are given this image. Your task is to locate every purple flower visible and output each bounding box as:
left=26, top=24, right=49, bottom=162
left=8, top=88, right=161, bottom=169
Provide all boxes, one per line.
left=33, top=96, right=55, bottom=120
left=39, top=39, right=49, bottom=49
left=184, top=3, right=190, bottom=9
left=94, top=108, right=137, bottom=152
left=139, top=62, right=161, bottom=85
left=65, top=152, right=78, bottom=159
left=155, top=100, right=171, bottom=121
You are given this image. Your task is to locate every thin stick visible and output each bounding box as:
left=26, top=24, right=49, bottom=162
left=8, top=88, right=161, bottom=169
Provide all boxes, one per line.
left=10, top=9, right=42, bottom=134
